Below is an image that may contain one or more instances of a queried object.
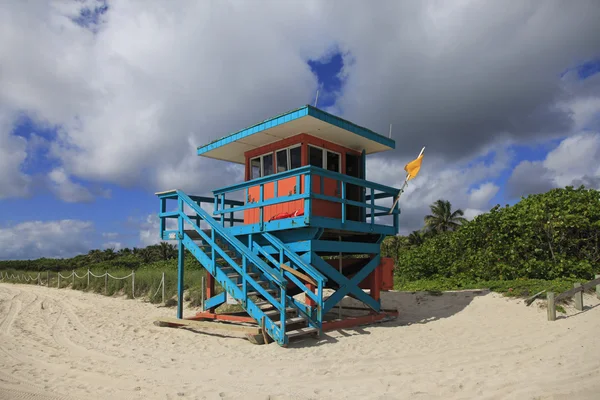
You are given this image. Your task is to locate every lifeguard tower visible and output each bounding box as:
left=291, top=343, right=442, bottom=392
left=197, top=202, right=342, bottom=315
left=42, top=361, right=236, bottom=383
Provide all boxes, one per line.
left=156, top=105, right=401, bottom=346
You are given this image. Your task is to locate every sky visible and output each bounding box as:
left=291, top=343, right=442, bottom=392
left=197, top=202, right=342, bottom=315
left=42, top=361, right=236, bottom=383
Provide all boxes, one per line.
left=0, top=0, right=599, bottom=260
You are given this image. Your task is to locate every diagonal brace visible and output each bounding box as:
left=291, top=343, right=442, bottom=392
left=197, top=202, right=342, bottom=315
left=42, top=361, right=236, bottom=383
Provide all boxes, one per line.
left=312, top=255, right=381, bottom=314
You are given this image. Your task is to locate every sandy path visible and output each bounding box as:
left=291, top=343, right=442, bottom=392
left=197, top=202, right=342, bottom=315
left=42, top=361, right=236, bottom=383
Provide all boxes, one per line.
left=1, top=283, right=599, bottom=400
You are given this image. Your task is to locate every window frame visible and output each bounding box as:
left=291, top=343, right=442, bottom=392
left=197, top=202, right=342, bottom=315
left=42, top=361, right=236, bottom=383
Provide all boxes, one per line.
left=307, top=144, right=341, bottom=173
left=250, top=144, right=304, bottom=179
left=249, top=151, right=275, bottom=179
left=277, top=144, right=302, bottom=172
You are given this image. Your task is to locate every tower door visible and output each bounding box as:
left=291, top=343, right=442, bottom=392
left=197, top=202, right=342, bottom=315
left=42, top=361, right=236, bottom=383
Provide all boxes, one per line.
left=345, top=153, right=363, bottom=221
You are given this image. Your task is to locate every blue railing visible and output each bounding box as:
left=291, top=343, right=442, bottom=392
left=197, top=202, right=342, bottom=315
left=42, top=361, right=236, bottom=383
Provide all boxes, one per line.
left=158, top=190, right=285, bottom=285
left=157, top=189, right=291, bottom=344
left=212, top=165, right=400, bottom=232
left=157, top=189, right=327, bottom=343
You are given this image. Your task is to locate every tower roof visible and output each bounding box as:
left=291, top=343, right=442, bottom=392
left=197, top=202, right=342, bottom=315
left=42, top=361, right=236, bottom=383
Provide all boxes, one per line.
left=197, top=105, right=395, bottom=164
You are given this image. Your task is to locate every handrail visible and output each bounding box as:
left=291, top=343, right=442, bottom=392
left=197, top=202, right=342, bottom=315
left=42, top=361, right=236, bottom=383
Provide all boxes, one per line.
left=261, top=232, right=326, bottom=285
left=157, top=191, right=243, bottom=206
left=189, top=194, right=243, bottom=206
left=176, top=191, right=286, bottom=285
left=309, top=166, right=398, bottom=194
left=179, top=217, right=283, bottom=308
left=213, top=165, right=399, bottom=196
left=213, top=166, right=310, bottom=195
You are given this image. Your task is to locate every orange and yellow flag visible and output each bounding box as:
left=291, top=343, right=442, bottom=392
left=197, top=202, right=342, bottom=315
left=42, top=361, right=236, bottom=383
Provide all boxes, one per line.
left=404, top=148, right=424, bottom=180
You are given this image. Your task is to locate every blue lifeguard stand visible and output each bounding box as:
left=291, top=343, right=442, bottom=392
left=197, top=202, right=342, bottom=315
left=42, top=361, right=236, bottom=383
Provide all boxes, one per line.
left=157, top=105, right=400, bottom=346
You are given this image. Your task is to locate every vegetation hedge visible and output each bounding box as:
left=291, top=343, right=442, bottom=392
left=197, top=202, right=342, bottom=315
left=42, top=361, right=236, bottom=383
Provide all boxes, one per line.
left=383, top=186, right=600, bottom=282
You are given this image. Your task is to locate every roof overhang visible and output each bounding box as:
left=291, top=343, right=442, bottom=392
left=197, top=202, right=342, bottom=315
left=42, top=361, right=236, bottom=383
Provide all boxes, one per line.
left=197, top=105, right=395, bottom=164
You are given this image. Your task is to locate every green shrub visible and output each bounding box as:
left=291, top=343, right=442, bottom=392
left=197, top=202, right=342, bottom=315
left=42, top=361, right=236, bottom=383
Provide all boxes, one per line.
left=392, top=186, right=600, bottom=282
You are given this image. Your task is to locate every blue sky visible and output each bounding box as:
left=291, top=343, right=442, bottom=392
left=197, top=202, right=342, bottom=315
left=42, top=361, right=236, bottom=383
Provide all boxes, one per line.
left=0, top=2, right=599, bottom=259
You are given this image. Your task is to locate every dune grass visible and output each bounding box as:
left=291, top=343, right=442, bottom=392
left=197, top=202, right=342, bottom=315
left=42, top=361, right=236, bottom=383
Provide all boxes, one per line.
left=0, top=267, right=210, bottom=306
left=394, top=275, right=591, bottom=301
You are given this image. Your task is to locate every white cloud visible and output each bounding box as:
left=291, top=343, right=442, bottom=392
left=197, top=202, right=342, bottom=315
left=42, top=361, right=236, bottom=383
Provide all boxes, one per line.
left=0, top=220, right=94, bottom=260
left=0, top=0, right=332, bottom=199
left=0, top=112, right=31, bottom=199
left=468, top=182, right=500, bottom=209
left=366, top=146, right=512, bottom=233
left=543, top=132, right=600, bottom=187
left=0, top=0, right=598, bottom=204
left=48, top=167, right=94, bottom=202
left=507, top=131, right=600, bottom=197
left=139, top=214, right=161, bottom=247
left=102, top=241, right=122, bottom=251
left=463, top=208, right=486, bottom=221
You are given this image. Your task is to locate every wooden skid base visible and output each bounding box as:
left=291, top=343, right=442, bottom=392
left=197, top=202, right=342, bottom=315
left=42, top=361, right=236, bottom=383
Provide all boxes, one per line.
left=154, top=317, right=261, bottom=336
left=321, top=311, right=398, bottom=331
left=191, top=311, right=257, bottom=324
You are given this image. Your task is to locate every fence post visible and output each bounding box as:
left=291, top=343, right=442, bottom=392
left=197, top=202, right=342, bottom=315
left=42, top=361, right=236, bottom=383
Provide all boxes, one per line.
left=162, top=272, right=165, bottom=304
left=596, top=275, right=600, bottom=300
left=105, top=271, right=108, bottom=294
left=547, top=292, right=556, bottom=321
left=132, top=270, right=135, bottom=298
left=72, top=270, right=75, bottom=286
left=38, top=273, right=40, bottom=286
left=58, top=273, right=60, bottom=288
left=574, top=282, right=583, bottom=311
left=47, top=271, right=49, bottom=287
left=87, top=269, right=90, bottom=287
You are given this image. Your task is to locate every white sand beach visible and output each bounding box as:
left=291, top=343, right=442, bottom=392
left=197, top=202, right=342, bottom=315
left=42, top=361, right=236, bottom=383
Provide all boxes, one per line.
left=1, top=283, right=599, bottom=400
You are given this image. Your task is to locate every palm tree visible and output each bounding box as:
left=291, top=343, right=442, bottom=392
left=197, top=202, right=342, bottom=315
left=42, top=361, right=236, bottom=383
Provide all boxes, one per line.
left=139, top=248, right=154, bottom=264
left=118, top=247, right=132, bottom=256
left=158, top=242, right=176, bottom=260
left=424, top=199, right=467, bottom=234
left=87, top=249, right=103, bottom=264
left=103, top=248, right=116, bottom=261
left=407, top=230, right=425, bottom=246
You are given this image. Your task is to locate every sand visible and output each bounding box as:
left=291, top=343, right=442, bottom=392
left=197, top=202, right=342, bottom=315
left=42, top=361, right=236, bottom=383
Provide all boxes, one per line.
left=1, top=283, right=599, bottom=400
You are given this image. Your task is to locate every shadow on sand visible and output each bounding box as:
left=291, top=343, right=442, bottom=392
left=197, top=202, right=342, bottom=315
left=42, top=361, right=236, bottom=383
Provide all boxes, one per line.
left=287, top=289, right=490, bottom=348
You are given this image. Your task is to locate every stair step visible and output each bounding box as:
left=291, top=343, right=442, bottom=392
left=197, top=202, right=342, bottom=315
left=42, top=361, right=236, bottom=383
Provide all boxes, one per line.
left=274, top=317, right=305, bottom=326
left=286, top=327, right=319, bottom=338
left=183, top=229, right=210, bottom=240
left=263, top=307, right=296, bottom=317
left=227, top=272, right=258, bottom=278
left=247, top=288, right=277, bottom=296
left=203, top=249, right=236, bottom=257
left=237, top=280, right=267, bottom=287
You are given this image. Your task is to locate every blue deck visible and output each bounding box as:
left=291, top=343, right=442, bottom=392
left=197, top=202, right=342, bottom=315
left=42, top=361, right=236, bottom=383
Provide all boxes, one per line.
left=209, top=165, right=400, bottom=236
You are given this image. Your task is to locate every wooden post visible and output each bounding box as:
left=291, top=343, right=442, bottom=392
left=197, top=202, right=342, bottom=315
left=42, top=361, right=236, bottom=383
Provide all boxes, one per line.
left=72, top=270, right=75, bottom=286
left=47, top=271, right=49, bottom=287
left=105, top=271, right=108, bottom=294
left=595, top=275, right=600, bottom=300
left=162, top=272, right=166, bottom=304
left=574, top=282, right=583, bottom=311
left=338, top=236, right=342, bottom=319
left=132, top=270, right=135, bottom=298
left=87, top=269, right=90, bottom=287
left=38, top=273, right=40, bottom=285
left=547, top=292, right=556, bottom=321
left=58, top=273, right=60, bottom=288
left=201, top=276, right=206, bottom=311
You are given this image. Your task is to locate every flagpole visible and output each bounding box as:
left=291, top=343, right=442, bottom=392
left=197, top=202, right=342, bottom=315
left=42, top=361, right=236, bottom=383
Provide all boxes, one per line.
left=387, top=146, right=425, bottom=215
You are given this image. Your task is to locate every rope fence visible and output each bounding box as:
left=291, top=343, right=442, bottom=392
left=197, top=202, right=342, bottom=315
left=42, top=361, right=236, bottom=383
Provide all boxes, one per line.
left=0, top=270, right=166, bottom=304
